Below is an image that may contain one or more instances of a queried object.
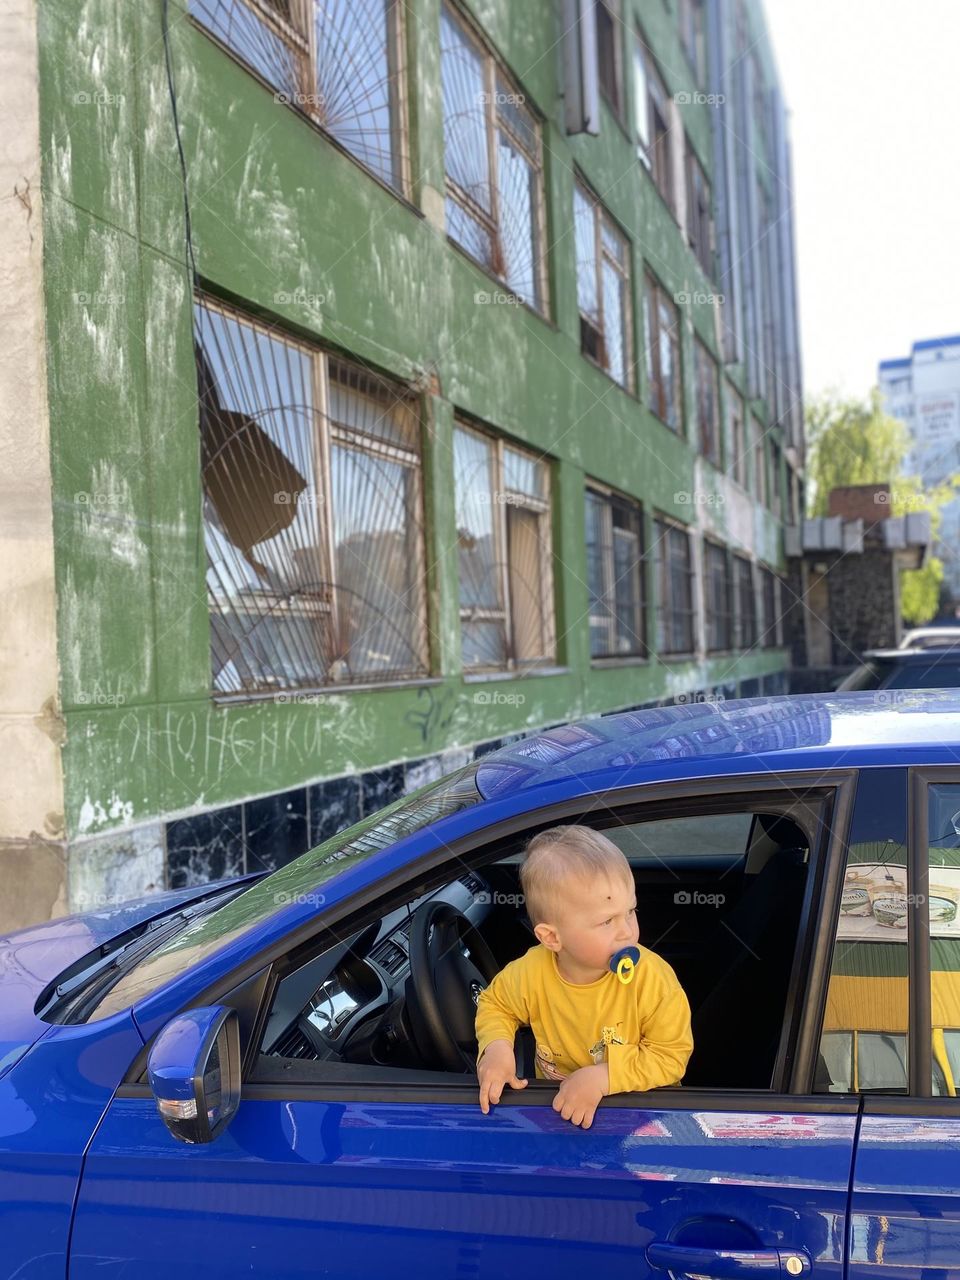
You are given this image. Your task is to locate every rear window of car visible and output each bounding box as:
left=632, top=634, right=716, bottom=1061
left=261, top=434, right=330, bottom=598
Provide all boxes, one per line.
left=883, top=661, right=960, bottom=690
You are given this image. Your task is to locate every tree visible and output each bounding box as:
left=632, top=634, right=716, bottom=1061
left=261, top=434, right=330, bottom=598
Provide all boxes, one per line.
left=805, top=389, right=958, bottom=625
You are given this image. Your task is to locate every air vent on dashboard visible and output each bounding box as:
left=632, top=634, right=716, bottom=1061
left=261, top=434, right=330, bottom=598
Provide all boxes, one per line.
left=272, top=1023, right=316, bottom=1060
left=459, top=871, right=485, bottom=897
left=371, top=938, right=407, bottom=977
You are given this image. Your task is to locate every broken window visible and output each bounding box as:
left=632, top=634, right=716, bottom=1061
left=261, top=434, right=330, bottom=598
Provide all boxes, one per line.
left=654, top=517, right=696, bottom=655
left=189, top=0, right=409, bottom=193
left=596, top=0, right=624, bottom=118
left=196, top=295, right=429, bottom=695
left=440, top=3, right=547, bottom=314
left=633, top=32, right=674, bottom=211
left=704, top=540, right=734, bottom=652
left=586, top=485, right=647, bottom=659
left=734, top=553, right=758, bottom=650
left=574, top=180, right=633, bottom=389
left=453, top=423, right=554, bottom=671
left=644, top=272, right=682, bottom=430
left=686, top=141, right=715, bottom=277
left=694, top=337, right=721, bottom=466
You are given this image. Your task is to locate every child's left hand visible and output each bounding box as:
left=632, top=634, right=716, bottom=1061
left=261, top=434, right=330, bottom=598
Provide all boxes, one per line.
left=552, top=1063, right=609, bottom=1129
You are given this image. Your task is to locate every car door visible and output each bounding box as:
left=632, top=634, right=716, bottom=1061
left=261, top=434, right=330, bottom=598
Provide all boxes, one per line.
left=843, top=767, right=960, bottom=1280
left=69, top=772, right=858, bottom=1280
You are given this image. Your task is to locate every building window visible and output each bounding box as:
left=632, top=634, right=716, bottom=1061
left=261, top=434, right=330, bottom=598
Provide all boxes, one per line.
left=752, top=418, right=768, bottom=506
left=704, top=540, right=733, bottom=652
left=678, top=0, right=705, bottom=82
left=633, top=32, right=674, bottom=212
left=195, top=296, right=429, bottom=696
left=644, top=272, right=683, bottom=431
left=760, top=566, right=779, bottom=648
left=596, top=0, right=624, bottom=117
left=440, top=3, right=547, bottom=315
left=686, top=141, right=715, bottom=277
left=727, top=387, right=748, bottom=489
left=574, top=180, right=633, bottom=389
left=734, top=554, right=757, bottom=650
left=654, top=518, right=696, bottom=654
left=453, top=423, right=555, bottom=671
left=694, top=337, right=721, bottom=467
left=585, top=485, right=647, bottom=659
left=770, top=440, right=783, bottom=516
left=189, top=0, right=409, bottom=194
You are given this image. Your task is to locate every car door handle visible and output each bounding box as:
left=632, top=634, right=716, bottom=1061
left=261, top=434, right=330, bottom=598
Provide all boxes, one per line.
left=646, top=1243, right=811, bottom=1280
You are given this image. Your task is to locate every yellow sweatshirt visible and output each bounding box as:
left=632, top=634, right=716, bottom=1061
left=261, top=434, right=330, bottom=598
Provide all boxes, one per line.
left=475, top=943, right=693, bottom=1095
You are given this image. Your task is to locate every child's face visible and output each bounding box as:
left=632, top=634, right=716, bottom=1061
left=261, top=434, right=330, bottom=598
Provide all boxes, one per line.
left=540, top=870, right=639, bottom=976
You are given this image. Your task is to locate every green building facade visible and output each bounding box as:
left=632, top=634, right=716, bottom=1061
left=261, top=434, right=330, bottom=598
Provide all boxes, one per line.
left=0, top=0, right=803, bottom=928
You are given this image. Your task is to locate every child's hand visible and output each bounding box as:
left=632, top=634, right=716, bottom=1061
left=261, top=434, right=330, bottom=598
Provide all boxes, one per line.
left=478, top=1039, right=528, bottom=1114
left=552, top=1063, right=609, bottom=1129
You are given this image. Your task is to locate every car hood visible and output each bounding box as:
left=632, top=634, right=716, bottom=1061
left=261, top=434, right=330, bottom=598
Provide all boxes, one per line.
left=0, top=879, right=252, bottom=1080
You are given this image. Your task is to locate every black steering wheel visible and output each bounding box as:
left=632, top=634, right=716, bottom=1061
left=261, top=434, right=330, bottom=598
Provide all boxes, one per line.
left=405, top=899, right=500, bottom=1072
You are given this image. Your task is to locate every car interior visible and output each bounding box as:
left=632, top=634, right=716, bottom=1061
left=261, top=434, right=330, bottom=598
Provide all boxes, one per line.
left=251, top=802, right=819, bottom=1094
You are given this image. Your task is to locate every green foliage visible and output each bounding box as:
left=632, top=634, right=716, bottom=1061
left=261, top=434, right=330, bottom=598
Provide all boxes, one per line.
left=804, top=390, right=960, bottom=625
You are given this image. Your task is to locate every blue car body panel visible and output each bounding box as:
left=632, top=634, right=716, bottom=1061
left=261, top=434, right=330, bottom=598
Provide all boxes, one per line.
left=1, top=692, right=959, bottom=1277
left=70, top=1096, right=855, bottom=1280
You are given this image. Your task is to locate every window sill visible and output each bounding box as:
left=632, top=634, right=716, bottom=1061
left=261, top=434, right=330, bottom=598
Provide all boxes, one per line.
left=590, top=655, right=650, bottom=669
left=212, top=675, right=444, bottom=705
left=463, top=666, right=569, bottom=683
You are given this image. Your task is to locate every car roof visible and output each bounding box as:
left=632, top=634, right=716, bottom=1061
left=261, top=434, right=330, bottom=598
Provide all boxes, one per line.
left=474, top=689, right=960, bottom=800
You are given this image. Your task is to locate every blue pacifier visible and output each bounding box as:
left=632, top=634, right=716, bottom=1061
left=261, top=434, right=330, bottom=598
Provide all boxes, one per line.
left=609, top=945, right=641, bottom=984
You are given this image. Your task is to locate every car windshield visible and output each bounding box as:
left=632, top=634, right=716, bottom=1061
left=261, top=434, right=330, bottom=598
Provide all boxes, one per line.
left=69, top=763, right=482, bottom=1024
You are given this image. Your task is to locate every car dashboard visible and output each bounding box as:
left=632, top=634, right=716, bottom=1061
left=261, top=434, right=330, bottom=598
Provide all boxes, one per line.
left=260, top=868, right=492, bottom=1067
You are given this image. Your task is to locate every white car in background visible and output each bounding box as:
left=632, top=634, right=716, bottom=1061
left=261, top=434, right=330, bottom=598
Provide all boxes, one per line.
left=899, top=627, right=960, bottom=650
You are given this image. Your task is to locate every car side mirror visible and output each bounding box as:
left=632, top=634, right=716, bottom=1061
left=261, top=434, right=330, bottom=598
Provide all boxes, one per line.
left=147, top=1006, right=241, bottom=1144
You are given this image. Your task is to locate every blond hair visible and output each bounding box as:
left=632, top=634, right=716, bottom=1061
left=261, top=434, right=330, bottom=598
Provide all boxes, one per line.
left=520, top=824, right=633, bottom=925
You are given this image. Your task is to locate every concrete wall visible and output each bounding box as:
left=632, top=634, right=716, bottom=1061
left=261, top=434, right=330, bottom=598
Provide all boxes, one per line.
left=0, top=0, right=67, bottom=929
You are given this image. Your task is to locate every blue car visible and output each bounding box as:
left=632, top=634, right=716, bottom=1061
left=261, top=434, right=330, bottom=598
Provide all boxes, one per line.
left=3, top=691, right=959, bottom=1279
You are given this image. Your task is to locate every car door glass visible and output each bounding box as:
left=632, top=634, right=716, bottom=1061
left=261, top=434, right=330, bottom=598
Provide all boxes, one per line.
left=926, top=781, right=960, bottom=1095
left=815, top=769, right=909, bottom=1093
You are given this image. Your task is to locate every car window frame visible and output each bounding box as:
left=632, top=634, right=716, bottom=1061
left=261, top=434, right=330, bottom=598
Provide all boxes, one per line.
left=119, top=769, right=856, bottom=1106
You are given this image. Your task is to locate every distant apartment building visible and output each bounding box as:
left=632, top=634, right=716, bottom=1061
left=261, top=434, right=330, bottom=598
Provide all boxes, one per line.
left=879, top=335, right=960, bottom=601
left=2, top=0, right=804, bottom=928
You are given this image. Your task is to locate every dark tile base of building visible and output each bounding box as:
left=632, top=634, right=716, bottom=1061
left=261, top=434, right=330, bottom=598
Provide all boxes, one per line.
left=165, top=671, right=790, bottom=888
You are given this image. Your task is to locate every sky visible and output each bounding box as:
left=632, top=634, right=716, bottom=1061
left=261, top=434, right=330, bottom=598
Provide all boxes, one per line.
left=763, top=0, right=960, bottom=401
